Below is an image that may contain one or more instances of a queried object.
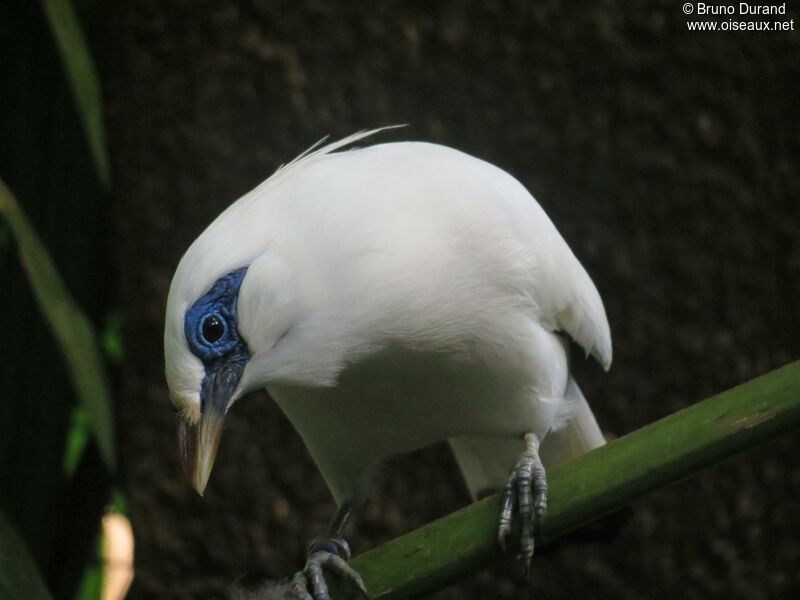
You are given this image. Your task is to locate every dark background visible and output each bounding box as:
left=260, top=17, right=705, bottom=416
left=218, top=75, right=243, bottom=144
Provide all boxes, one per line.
left=104, top=1, right=799, bottom=598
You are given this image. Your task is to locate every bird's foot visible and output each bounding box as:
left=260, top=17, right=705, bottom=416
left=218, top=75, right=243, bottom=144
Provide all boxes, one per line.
left=288, top=537, right=368, bottom=600
left=497, top=433, right=548, bottom=576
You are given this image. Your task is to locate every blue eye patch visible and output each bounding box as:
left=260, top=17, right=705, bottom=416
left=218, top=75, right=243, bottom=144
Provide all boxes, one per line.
left=184, top=267, right=249, bottom=364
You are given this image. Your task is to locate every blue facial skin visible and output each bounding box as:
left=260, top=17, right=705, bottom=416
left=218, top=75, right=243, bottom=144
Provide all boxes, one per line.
left=184, top=267, right=250, bottom=416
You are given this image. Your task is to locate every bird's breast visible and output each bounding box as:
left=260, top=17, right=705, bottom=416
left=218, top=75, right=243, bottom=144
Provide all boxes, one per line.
left=267, top=340, right=561, bottom=502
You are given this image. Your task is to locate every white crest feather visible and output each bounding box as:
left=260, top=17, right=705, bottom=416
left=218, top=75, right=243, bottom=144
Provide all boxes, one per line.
left=249, top=125, right=407, bottom=198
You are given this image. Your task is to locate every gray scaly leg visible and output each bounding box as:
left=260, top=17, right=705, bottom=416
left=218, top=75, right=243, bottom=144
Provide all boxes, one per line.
left=497, top=433, right=548, bottom=576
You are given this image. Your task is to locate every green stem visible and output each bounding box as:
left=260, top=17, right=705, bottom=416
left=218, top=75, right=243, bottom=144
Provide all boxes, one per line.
left=331, top=361, right=800, bottom=599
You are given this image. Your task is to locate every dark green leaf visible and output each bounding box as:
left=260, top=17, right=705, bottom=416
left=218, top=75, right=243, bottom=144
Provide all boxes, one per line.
left=0, top=179, right=115, bottom=471
left=42, top=0, right=110, bottom=187
left=0, top=510, right=54, bottom=600
left=63, top=406, right=90, bottom=478
left=73, top=527, right=102, bottom=600
left=101, top=310, right=125, bottom=363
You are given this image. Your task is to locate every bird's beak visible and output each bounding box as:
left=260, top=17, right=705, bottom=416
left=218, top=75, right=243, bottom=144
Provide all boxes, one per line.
left=177, top=360, right=245, bottom=495
left=178, top=411, right=224, bottom=495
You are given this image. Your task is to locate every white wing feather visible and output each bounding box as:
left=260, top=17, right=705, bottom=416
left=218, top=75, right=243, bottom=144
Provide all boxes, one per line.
left=284, top=136, right=613, bottom=370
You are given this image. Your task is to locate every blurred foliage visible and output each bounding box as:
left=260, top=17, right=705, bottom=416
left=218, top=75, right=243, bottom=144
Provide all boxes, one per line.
left=0, top=511, right=53, bottom=600
left=64, top=407, right=91, bottom=478
left=42, top=0, right=109, bottom=187
left=74, top=532, right=104, bottom=600
left=0, top=181, right=115, bottom=470
left=102, top=311, right=125, bottom=364
left=0, top=1, right=119, bottom=599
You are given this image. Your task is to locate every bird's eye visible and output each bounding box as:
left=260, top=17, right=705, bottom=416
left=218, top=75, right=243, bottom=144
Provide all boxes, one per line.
left=201, top=314, right=225, bottom=343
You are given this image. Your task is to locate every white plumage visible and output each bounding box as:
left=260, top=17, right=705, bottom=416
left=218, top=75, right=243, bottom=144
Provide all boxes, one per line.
left=165, top=129, right=611, bottom=506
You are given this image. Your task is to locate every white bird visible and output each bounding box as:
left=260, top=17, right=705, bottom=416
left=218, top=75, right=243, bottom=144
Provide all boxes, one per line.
left=164, top=129, right=612, bottom=599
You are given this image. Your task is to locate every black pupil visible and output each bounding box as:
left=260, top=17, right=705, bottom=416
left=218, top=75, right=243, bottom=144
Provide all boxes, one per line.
left=202, top=315, right=224, bottom=343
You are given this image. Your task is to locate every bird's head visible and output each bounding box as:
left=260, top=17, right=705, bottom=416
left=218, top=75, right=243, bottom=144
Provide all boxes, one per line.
left=164, top=129, right=398, bottom=495
left=164, top=237, right=306, bottom=495
left=165, top=262, right=249, bottom=495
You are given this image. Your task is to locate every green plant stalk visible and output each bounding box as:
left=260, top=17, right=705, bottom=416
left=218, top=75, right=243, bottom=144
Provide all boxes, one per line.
left=42, top=0, right=110, bottom=187
left=0, top=179, right=115, bottom=471
left=329, top=360, right=800, bottom=599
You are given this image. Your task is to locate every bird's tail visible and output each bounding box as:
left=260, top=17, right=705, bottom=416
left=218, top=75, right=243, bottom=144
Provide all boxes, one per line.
left=448, top=376, right=605, bottom=500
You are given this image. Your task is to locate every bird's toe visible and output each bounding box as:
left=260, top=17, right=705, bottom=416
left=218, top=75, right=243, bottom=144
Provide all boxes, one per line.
left=297, top=548, right=369, bottom=600
left=290, top=572, right=314, bottom=600
left=321, top=553, right=369, bottom=598
left=304, top=555, right=331, bottom=600
left=497, top=474, right=517, bottom=552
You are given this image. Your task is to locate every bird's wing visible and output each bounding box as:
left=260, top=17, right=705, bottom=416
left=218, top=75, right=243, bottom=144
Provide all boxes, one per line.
left=427, top=141, right=614, bottom=371
left=532, top=221, right=612, bottom=371
left=237, top=137, right=613, bottom=371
